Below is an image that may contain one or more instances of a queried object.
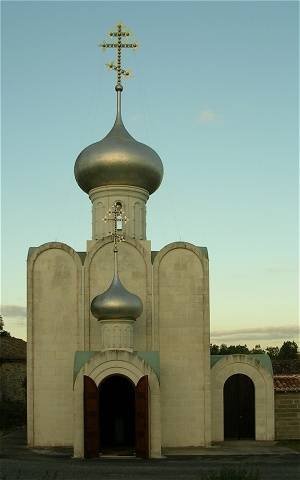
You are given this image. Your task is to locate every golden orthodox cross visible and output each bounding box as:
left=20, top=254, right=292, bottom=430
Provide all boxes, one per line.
left=103, top=202, right=128, bottom=253
left=100, top=23, right=138, bottom=90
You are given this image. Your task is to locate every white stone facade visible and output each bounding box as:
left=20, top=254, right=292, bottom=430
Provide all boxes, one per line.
left=27, top=240, right=275, bottom=454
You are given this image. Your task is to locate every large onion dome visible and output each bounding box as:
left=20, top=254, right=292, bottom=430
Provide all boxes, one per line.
left=74, top=93, right=163, bottom=195
left=91, top=270, right=143, bottom=321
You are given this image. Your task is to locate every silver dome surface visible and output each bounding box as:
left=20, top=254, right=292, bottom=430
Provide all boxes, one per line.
left=74, top=94, right=163, bottom=195
left=91, top=271, right=143, bottom=321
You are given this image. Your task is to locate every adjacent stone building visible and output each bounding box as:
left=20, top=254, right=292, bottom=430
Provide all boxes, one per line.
left=27, top=24, right=275, bottom=458
left=274, top=375, right=300, bottom=439
left=0, top=335, right=26, bottom=404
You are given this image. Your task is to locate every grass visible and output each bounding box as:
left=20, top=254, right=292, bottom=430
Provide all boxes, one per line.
left=201, top=467, right=260, bottom=480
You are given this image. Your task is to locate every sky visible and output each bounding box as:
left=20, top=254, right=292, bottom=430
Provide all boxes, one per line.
left=1, top=0, right=299, bottom=347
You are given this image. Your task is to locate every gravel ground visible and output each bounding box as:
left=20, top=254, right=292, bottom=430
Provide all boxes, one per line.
left=1, top=429, right=299, bottom=480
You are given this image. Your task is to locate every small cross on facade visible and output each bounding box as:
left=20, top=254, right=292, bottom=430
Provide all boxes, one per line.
left=100, top=23, right=138, bottom=89
left=103, top=202, right=128, bottom=252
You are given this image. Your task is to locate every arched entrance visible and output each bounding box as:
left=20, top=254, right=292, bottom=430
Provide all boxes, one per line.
left=224, top=374, right=255, bottom=439
left=83, top=373, right=150, bottom=458
left=99, top=375, right=135, bottom=455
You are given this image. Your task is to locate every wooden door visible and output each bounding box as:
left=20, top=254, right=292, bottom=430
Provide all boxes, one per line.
left=238, top=374, right=255, bottom=438
left=224, top=374, right=255, bottom=439
left=84, top=375, right=99, bottom=458
left=135, top=375, right=149, bottom=458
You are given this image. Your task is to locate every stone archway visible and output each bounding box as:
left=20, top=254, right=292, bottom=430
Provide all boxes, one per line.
left=211, top=355, right=274, bottom=441
left=73, top=350, right=161, bottom=458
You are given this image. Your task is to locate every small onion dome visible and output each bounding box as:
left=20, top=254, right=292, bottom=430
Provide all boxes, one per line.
left=91, top=272, right=143, bottom=321
left=74, top=110, right=163, bottom=195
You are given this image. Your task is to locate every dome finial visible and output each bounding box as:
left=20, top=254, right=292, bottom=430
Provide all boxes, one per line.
left=100, top=22, right=138, bottom=94
left=75, top=26, right=163, bottom=196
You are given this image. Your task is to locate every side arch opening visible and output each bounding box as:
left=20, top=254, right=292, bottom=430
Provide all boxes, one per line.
left=224, top=374, right=255, bottom=439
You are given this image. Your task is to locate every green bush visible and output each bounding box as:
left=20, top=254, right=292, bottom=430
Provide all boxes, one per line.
left=202, top=467, right=260, bottom=480
left=0, top=399, right=26, bottom=429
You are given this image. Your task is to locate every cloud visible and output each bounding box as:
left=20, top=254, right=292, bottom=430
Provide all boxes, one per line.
left=198, top=109, right=219, bottom=124
left=211, top=325, right=299, bottom=342
left=1, top=305, right=27, bottom=317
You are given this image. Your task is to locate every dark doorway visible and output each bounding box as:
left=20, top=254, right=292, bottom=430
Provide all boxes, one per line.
left=99, top=375, right=135, bottom=455
left=224, top=374, right=255, bottom=439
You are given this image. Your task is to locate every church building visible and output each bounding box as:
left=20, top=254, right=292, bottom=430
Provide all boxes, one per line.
left=27, top=24, right=275, bottom=459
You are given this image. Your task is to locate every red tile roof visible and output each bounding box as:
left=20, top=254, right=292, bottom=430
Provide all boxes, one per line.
left=274, top=375, right=300, bottom=392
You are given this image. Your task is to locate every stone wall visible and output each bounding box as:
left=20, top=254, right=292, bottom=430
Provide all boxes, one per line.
left=0, top=361, right=26, bottom=403
left=275, top=392, right=300, bottom=439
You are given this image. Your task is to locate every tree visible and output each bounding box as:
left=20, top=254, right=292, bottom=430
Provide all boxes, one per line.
left=278, top=341, right=298, bottom=360
left=211, top=344, right=250, bottom=355
left=250, top=344, right=265, bottom=354
left=210, top=344, right=220, bottom=355
left=208, top=341, right=299, bottom=361
left=265, top=346, right=279, bottom=359
left=230, top=344, right=250, bottom=354
left=0, top=315, right=10, bottom=337
left=219, top=344, right=229, bottom=355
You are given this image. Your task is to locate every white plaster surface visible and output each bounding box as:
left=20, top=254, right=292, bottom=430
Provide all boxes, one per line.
left=27, top=243, right=83, bottom=447
left=154, top=243, right=211, bottom=447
